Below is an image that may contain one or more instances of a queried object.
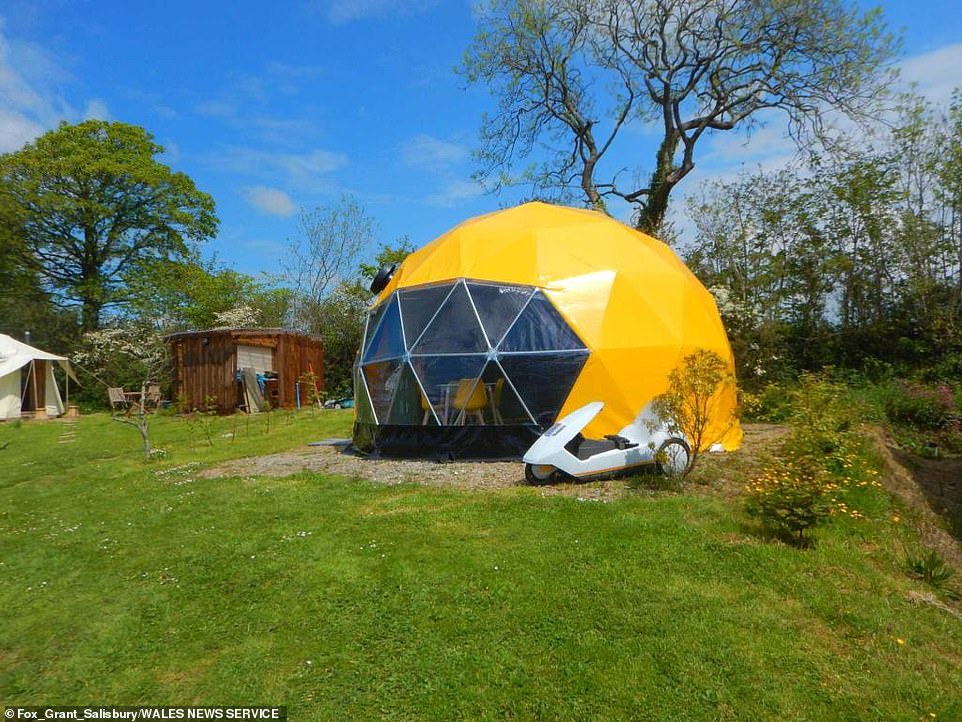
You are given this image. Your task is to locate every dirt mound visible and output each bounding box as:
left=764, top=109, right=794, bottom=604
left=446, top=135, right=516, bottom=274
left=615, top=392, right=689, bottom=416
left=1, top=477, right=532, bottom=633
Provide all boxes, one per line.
left=870, top=428, right=962, bottom=572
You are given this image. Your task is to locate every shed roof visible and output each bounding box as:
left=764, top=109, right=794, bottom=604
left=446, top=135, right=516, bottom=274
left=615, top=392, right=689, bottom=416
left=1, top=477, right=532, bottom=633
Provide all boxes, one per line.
left=164, top=328, right=324, bottom=344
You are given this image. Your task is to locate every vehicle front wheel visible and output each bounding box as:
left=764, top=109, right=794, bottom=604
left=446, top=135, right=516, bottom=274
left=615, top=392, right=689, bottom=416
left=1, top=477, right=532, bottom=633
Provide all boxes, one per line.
left=524, top=463, right=559, bottom=485
left=656, top=438, right=691, bottom=477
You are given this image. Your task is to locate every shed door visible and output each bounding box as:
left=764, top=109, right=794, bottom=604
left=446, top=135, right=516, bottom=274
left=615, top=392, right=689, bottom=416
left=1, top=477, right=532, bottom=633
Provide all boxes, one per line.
left=237, top=344, right=274, bottom=372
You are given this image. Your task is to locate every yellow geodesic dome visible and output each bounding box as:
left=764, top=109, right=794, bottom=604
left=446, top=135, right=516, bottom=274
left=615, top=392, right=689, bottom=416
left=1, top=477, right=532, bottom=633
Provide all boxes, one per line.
left=353, top=201, right=741, bottom=457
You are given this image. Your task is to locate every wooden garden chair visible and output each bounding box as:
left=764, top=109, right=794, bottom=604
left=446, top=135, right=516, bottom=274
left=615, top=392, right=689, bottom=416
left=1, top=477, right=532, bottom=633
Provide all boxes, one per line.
left=144, top=383, right=162, bottom=410
left=107, top=387, right=130, bottom=415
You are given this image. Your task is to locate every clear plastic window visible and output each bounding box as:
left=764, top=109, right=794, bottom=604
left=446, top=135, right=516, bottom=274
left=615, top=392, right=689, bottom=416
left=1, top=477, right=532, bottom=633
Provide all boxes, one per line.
left=362, top=296, right=406, bottom=363
left=410, top=354, right=487, bottom=425
left=499, top=290, right=586, bottom=352
left=357, top=279, right=589, bottom=429
left=413, top=282, right=488, bottom=354
left=467, top=282, right=533, bottom=348
left=361, top=359, right=405, bottom=423
left=398, top=283, right=455, bottom=349
left=498, top=351, right=589, bottom=426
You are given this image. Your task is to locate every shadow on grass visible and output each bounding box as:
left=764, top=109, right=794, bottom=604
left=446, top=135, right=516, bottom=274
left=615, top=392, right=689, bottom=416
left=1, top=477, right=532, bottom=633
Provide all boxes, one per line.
left=738, top=518, right=818, bottom=549
left=624, top=468, right=684, bottom=494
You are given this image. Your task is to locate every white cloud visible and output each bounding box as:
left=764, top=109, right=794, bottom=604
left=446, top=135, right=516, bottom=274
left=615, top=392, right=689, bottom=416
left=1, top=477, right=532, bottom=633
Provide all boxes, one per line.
left=0, top=19, right=106, bottom=153
left=193, top=64, right=328, bottom=144
left=398, top=133, right=478, bottom=208
left=83, top=98, right=109, bottom=120
left=246, top=115, right=319, bottom=144
left=266, top=62, right=326, bottom=82
left=899, top=42, right=962, bottom=106
left=0, top=107, right=42, bottom=152
left=162, top=139, right=182, bottom=163
left=315, top=0, right=439, bottom=24
left=209, top=147, right=348, bottom=190
left=701, top=118, right=793, bottom=165
left=276, top=148, right=348, bottom=177
left=400, top=133, right=469, bottom=171
left=242, top=239, right=287, bottom=253
left=195, top=99, right=237, bottom=118
left=242, top=185, right=297, bottom=216
left=426, top=178, right=484, bottom=207
left=0, top=19, right=66, bottom=151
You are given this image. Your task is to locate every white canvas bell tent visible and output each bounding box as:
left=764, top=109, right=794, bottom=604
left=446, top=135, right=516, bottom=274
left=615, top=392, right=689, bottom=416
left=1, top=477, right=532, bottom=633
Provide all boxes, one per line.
left=0, top=334, right=77, bottom=420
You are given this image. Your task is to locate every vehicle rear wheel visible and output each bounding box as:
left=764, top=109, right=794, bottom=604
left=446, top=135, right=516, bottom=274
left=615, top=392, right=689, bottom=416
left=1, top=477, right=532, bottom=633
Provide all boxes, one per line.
left=524, top=463, right=559, bottom=485
left=656, top=438, right=691, bottom=477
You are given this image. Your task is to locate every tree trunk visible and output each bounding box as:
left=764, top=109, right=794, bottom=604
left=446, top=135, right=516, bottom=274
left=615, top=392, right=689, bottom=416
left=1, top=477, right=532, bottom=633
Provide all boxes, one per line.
left=81, top=298, right=102, bottom=332
left=637, top=132, right=681, bottom=236
left=113, top=383, right=152, bottom=459
left=582, top=156, right=607, bottom=214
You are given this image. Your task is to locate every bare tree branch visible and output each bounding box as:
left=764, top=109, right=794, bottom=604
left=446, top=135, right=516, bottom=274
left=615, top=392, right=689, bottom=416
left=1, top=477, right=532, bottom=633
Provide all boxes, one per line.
left=462, top=0, right=899, bottom=235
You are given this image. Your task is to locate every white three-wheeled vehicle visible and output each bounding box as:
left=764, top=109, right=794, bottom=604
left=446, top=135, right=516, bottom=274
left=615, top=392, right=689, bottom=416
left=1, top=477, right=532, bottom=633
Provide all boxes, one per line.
left=522, top=401, right=691, bottom=484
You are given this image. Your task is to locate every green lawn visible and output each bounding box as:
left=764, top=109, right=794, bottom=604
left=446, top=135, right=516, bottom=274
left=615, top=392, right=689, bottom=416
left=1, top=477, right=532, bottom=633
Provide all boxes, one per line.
left=1, top=411, right=960, bottom=720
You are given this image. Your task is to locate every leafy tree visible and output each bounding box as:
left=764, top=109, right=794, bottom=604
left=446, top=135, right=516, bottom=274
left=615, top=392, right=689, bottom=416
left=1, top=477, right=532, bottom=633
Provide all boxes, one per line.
left=934, top=91, right=962, bottom=320
left=125, top=253, right=292, bottom=331
left=74, top=320, right=170, bottom=458
left=462, top=0, right=898, bottom=233
left=0, top=287, right=81, bottom=354
left=280, top=194, right=416, bottom=397
left=0, top=120, right=217, bottom=331
left=359, top=237, right=417, bottom=285
left=651, top=349, right=736, bottom=475
left=284, top=194, right=378, bottom=326
left=0, top=186, right=79, bottom=350
left=301, top=282, right=370, bottom=398
left=300, top=240, right=416, bottom=398
left=686, top=90, right=962, bottom=378
left=687, top=167, right=835, bottom=381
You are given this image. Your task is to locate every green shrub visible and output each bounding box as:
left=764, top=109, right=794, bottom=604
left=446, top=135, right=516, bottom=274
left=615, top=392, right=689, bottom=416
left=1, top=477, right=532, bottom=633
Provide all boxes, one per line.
left=746, top=455, right=832, bottom=546
left=904, top=548, right=956, bottom=594
left=650, top=349, right=736, bottom=476
left=750, top=382, right=794, bottom=422
left=918, top=352, right=962, bottom=385
left=882, top=380, right=957, bottom=429
left=746, top=374, right=881, bottom=546
left=786, top=375, right=874, bottom=480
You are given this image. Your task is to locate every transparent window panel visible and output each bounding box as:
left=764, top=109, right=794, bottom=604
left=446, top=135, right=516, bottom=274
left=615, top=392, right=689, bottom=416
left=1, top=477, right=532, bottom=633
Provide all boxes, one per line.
left=451, top=361, right=535, bottom=425
left=361, top=359, right=406, bottom=423
left=467, top=282, right=533, bottom=348
left=410, top=354, right=486, bottom=425
left=412, top=282, right=488, bottom=354
left=499, top=351, right=589, bottom=427
left=499, top=290, right=586, bottom=352
left=362, top=295, right=406, bottom=363
left=362, top=299, right=390, bottom=358
left=386, top=362, right=437, bottom=425
left=353, top=365, right=376, bottom=424
left=399, top=283, right=455, bottom=350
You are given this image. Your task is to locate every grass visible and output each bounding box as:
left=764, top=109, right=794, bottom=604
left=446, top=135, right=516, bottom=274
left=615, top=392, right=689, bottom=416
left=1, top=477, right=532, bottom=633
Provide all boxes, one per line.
left=2, top=411, right=961, bottom=720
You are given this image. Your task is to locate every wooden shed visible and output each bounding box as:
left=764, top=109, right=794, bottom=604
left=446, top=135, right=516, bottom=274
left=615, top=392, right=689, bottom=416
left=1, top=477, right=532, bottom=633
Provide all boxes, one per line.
left=165, top=328, right=324, bottom=414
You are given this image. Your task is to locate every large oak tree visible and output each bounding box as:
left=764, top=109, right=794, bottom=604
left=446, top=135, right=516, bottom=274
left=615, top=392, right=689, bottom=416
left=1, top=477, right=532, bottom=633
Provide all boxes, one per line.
left=463, top=0, right=899, bottom=234
left=0, top=120, right=217, bottom=330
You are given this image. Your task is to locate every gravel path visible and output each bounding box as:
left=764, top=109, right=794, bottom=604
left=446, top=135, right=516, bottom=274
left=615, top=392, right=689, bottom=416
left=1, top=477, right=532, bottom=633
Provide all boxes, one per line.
left=197, top=424, right=788, bottom=501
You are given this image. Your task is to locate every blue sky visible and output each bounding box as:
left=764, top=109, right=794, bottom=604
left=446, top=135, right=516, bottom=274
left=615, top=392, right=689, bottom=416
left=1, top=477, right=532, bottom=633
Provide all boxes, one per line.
left=2, top=0, right=961, bottom=280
